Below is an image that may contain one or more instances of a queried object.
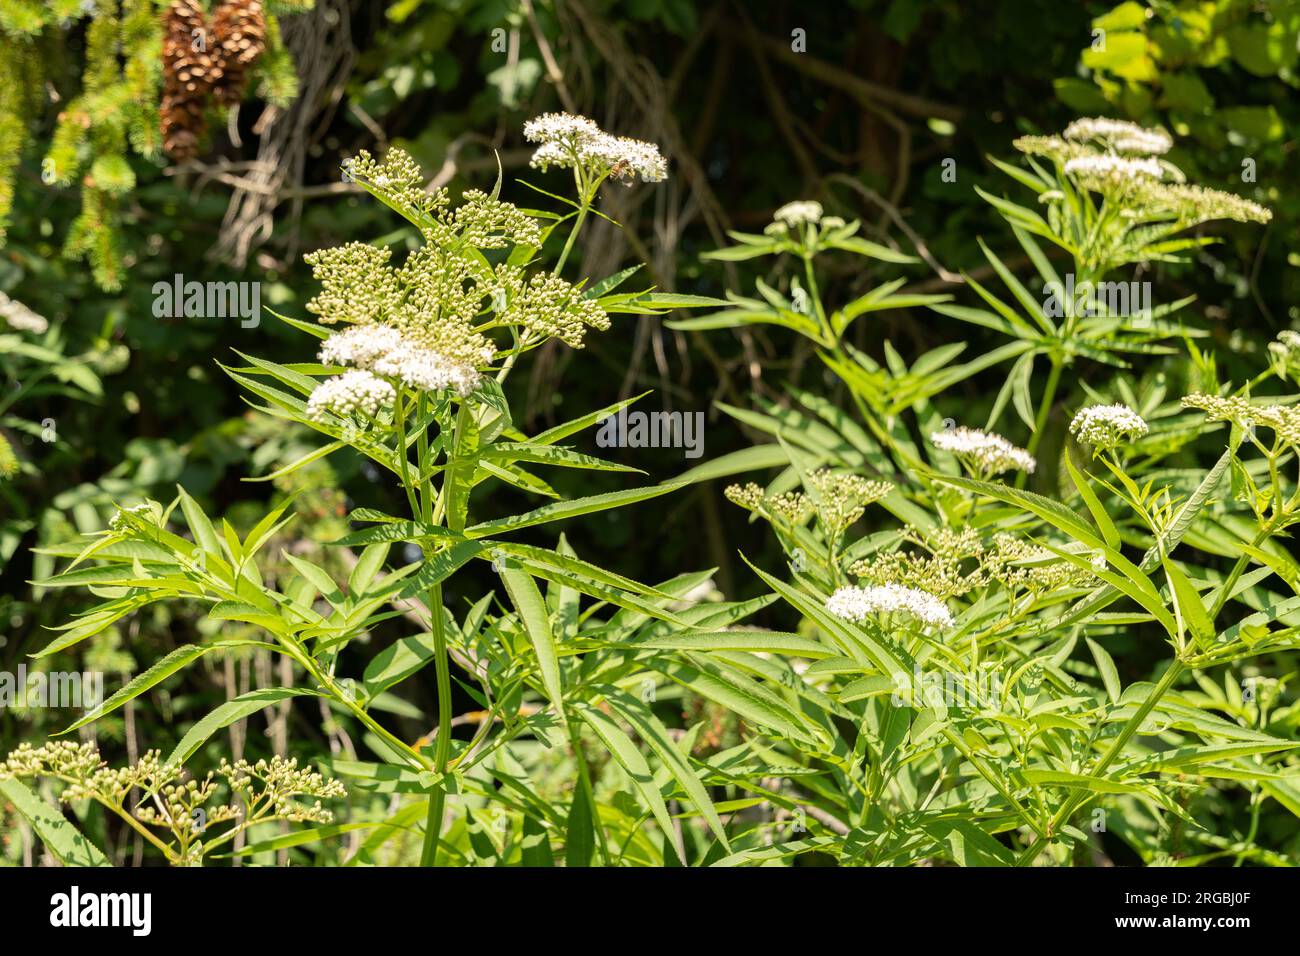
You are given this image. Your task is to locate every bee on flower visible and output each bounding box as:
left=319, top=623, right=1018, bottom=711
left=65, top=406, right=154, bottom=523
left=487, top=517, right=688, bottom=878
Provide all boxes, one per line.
left=523, top=111, right=667, bottom=183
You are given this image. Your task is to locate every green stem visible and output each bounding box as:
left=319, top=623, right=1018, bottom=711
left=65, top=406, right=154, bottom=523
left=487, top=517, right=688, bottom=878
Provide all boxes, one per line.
left=100, top=797, right=176, bottom=862
left=296, top=652, right=429, bottom=769
left=802, top=254, right=829, bottom=343
left=1017, top=518, right=1280, bottom=864
left=1016, top=659, right=1185, bottom=866
left=393, top=394, right=422, bottom=519
left=1234, top=789, right=1263, bottom=867
left=419, top=581, right=454, bottom=867
left=1023, top=354, right=1063, bottom=462
left=417, top=400, right=463, bottom=866
left=940, top=727, right=1047, bottom=842
left=1210, top=524, right=1276, bottom=620
left=555, top=172, right=601, bottom=276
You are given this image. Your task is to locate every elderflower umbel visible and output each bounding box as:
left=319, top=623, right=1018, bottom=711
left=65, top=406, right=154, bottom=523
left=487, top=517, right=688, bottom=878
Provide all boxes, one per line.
left=379, top=348, right=482, bottom=395
left=827, top=584, right=955, bottom=631
left=1012, top=135, right=1093, bottom=166
left=220, top=755, right=346, bottom=822
left=524, top=112, right=668, bottom=183
left=1, top=739, right=346, bottom=867
left=1063, top=154, right=1163, bottom=193
left=449, top=189, right=543, bottom=249
left=0, top=291, right=49, bottom=334
left=852, top=527, right=989, bottom=600
left=306, top=369, right=396, bottom=421
left=986, top=533, right=1102, bottom=594
left=319, top=323, right=408, bottom=368
left=1063, top=118, right=1172, bottom=155
left=1016, top=123, right=1271, bottom=227
left=522, top=112, right=602, bottom=144
left=931, top=426, right=1035, bottom=477
left=306, top=149, right=610, bottom=362
left=1069, top=403, right=1149, bottom=451
left=320, top=324, right=483, bottom=397
left=772, top=200, right=824, bottom=229
left=1128, top=180, right=1272, bottom=225
left=1268, top=330, right=1300, bottom=383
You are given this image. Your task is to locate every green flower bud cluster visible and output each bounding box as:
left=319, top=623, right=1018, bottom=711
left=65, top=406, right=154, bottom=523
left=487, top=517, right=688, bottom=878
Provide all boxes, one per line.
left=806, top=469, right=893, bottom=537
left=306, top=146, right=612, bottom=373
left=852, top=528, right=1101, bottom=601
left=1183, top=393, right=1300, bottom=446
left=0, top=742, right=346, bottom=866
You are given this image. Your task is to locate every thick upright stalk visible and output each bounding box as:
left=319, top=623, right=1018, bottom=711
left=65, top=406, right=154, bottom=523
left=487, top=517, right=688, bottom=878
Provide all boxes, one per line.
left=802, top=254, right=828, bottom=342
left=419, top=582, right=453, bottom=866
left=555, top=173, right=598, bottom=277
left=418, top=399, right=459, bottom=865
left=554, top=206, right=588, bottom=276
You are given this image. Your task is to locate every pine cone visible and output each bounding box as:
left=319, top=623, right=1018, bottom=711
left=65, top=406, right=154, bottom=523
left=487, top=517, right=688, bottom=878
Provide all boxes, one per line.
left=162, top=0, right=220, bottom=161
left=210, top=0, right=267, bottom=107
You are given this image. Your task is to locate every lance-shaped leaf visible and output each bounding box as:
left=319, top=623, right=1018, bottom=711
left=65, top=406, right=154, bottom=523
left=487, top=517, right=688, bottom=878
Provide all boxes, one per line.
left=466, top=481, right=687, bottom=538
left=634, top=630, right=832, bottom=658
left=1045, top=446, right=1234, bottom=633
left=480, top=442, right=642, bottom=473
left=573, top=701, right=682, bottom=863
left=649, top=655, right=824, bottom=747
left=0, top=779, right=110, bottom=867
left=500, top=566, right=564, bottom=718
left=601, top=686, right=732, bottom=851
left=61, top=639, right=277, bottom=733
left=168, top=688, right=323, bottom=766
left=396, top=540, right=490, bottom=600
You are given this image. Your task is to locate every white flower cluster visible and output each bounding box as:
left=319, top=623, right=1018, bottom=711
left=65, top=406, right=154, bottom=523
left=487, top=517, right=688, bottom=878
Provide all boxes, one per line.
left=1016, top=121, right=1270, bottom=226
left=930, top=426, right=1036, bottom=476
left=1063, top=118, right=1172, bottom=155
left=522, top=112, right=601, bottom=143
left=386, top=349, right=483, bottom=395
left=1270, top=329, right=1300, bottom=358
left=319, top=323, right=483, bottom=397
left=1063, top=153, right=1163, bottom=185
left=773, top=200, right=824, bottom=228
left=1269, top=330, right=1300, bottom=380
left=827, top=584, right=955, bottom=631
left=524, top=112, right=667, bottom=183
left=306, top=369, right=396, bottom=421
left=0, top=291, right=49, bottom=334
left=319, top=323, right=407, bottom=368
left=1069, top=403, right=1149, bottom=450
